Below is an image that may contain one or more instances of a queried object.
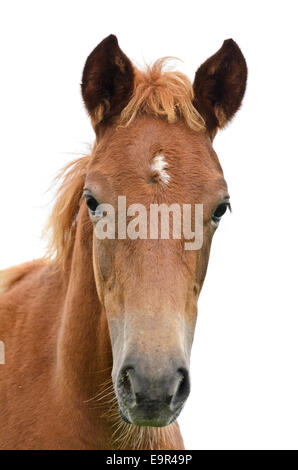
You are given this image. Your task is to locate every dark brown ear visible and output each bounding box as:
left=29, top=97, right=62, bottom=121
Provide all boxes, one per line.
left=81, top=35, right=134, bottom=128
left=193, top=39, right=247, bottom=137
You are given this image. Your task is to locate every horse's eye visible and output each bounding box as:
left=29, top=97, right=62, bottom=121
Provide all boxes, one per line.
left=212, top=202, right=230, bottom=223
left=85, top=195, right=99, bottom=215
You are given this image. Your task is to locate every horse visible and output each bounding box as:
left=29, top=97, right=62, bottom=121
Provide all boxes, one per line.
left=0, top=35, right=247, bottom=449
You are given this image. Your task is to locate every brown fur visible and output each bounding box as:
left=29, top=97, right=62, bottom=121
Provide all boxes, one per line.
left=0, top=35, right=247, bottom=449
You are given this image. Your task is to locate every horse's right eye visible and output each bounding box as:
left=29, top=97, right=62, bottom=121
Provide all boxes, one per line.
left=211, top=201, right=231, bottom=224
left=86, top=195, right=99, bottom=215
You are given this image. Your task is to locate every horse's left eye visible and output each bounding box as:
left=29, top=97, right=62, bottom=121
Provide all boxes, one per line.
left=212, top=202, right=230, bottom=223
left=86, top=195, right=99, bottom=215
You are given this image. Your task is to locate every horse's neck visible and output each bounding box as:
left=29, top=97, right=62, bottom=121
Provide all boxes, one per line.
left=57, top=208, right=112, bottom=403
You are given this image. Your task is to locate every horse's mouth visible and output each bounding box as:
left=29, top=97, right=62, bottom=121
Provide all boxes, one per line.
left=114, top=363, right=190, bottom=427
left=117, top=401, right=183, bottom=427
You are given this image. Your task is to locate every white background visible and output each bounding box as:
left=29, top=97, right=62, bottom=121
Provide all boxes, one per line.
left=1, top=0, right=298, bottom=450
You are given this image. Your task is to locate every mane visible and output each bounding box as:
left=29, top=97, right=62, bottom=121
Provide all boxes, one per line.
left=96, top=58, right=206, bottom=132
left=45, top=59, right=205, bottom=265
left=44, top=155, right=91, bottom=266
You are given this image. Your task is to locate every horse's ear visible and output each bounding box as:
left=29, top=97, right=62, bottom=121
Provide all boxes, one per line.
left=193, top=39, right=247, bottom=138
left=81, top=35, right=134, bottom=129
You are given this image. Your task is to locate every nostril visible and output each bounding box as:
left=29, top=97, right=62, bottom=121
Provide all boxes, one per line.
left=171, top=368, right=190, bottom=409
left=119, top=367, right=136, bottom=407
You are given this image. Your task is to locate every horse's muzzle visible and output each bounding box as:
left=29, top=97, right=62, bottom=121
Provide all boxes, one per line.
left=116, top=362, right=190, bottom=427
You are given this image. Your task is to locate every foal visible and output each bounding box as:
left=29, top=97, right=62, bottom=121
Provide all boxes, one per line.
left=0, top=35, right=247, bottom=449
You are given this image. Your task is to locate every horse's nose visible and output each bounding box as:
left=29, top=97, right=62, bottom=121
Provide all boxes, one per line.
left=117, top=362, right=190, bottom=426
